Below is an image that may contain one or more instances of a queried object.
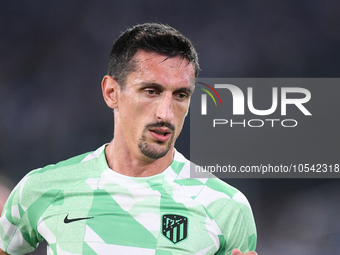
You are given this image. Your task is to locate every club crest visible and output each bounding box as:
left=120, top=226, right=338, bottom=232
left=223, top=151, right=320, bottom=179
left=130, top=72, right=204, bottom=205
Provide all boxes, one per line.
left=162, top=214, right=188, bottom=244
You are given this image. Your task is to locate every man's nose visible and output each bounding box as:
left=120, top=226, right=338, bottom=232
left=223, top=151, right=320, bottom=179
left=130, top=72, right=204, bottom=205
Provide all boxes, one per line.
left=156, top=94, right=174, bottom=123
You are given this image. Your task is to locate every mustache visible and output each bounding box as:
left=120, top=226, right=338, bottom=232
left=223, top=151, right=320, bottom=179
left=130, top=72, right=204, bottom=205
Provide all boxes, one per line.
left=145, top=122, right=175, bottom=132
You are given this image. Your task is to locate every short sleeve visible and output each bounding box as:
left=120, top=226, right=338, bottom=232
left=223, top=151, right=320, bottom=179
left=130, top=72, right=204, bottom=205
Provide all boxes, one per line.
left=214, top=190, right=257, bottom=255
left=0, top=175, right=41, bottom=254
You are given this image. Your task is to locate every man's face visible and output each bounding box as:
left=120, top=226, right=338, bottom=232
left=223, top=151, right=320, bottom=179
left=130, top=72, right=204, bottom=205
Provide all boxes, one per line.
left=115, top=50, right=195, bottom=161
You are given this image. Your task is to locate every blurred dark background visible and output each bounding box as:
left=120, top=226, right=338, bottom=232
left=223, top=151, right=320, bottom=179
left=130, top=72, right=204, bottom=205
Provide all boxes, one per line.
left=0, top=1, right=339, bottom=254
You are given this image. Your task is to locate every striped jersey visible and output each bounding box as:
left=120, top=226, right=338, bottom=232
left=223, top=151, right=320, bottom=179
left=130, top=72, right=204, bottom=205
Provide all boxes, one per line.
left=0, top=144, right=256, bottom=254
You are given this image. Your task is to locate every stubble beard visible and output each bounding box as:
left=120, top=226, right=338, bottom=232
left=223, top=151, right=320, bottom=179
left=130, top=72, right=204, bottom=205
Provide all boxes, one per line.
left=138, top=122, right=176, bottom=160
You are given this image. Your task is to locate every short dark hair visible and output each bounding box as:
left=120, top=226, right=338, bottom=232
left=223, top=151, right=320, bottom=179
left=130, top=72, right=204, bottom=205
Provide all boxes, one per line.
left=107, top=23, right=199, bottom=88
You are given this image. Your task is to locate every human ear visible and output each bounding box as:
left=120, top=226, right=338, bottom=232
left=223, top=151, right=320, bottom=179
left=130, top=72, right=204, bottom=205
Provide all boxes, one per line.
left=102, top=75, right=120, bottom=109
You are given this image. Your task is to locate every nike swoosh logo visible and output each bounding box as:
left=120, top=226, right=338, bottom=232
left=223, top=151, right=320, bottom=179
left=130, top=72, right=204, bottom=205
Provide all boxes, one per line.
left=64, top=214, right=94, bottom=224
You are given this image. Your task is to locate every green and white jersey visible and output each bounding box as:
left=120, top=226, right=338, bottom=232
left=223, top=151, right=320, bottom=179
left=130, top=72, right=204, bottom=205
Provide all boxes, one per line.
left=0, top=145, right=256, bottom=255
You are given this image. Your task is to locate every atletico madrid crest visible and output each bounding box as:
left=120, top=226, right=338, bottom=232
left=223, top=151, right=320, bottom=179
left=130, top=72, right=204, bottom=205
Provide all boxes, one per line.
left=162, top=214, right=188, bottom=244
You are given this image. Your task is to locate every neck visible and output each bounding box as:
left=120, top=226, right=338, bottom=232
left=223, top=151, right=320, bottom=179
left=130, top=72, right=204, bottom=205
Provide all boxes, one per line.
left=105, top=139, right=175, bottom=177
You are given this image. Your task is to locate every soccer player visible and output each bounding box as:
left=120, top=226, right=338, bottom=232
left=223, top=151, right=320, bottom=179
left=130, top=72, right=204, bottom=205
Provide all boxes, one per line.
left=0, top=23, right=257, bottom=255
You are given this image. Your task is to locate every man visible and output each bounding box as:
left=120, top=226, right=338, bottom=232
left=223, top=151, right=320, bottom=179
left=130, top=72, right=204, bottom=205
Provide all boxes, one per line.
left=0, top=23, right=257, bottom=254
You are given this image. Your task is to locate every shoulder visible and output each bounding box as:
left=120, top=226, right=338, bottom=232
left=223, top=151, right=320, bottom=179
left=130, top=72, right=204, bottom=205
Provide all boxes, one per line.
left=192, top=176, right=253, bottom=219
left=0, top=145, right=108, bottom=253
left=171, top=150, right=256, bottom=226
left=6, top=145, right=107, bottom=212
left=188, top=174, right=257, bottom=251
left=171, top=151, right=253, bottom=215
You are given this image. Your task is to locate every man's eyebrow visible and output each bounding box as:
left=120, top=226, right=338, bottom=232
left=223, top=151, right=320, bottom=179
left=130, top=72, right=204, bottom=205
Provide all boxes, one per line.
left=138, top=82, right=163, bottom=88
left=176, top=87, right=194, bottom=95
left=138, top=82, right=194, bottom=94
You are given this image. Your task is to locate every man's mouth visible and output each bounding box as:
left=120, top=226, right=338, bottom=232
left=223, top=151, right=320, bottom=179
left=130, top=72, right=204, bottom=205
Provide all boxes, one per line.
left=149, top=128, right=172, bottom=142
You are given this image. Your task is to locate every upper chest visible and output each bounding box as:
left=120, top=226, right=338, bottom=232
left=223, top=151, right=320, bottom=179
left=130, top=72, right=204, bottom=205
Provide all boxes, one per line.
left=38, top=183, right=222, bottom=254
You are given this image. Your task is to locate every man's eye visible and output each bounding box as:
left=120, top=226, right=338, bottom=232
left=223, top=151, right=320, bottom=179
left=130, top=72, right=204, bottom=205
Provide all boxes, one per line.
left=176, top=93, right=188, bottom=99
left=145, top=89, right=157, bottom=95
